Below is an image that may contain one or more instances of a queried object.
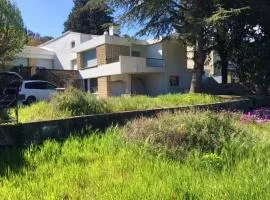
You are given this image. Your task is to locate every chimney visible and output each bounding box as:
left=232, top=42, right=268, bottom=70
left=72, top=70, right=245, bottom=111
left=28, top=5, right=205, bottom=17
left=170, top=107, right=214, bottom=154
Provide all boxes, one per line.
left=109, top=25, right=120, bottom=36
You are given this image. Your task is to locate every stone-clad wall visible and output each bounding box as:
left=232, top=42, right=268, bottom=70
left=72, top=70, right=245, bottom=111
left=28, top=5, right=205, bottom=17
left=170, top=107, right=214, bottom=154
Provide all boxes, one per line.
left=96, top=45, right=107, bottom=66
left=1, top=98, right=270, bottom=148
left=76, top=53, right=83, bottom=70
left=96, top=44, right=130, bottom=65
left=98, top=76, right=111, bottom=98
left=95, top=44, right=130, bottom=97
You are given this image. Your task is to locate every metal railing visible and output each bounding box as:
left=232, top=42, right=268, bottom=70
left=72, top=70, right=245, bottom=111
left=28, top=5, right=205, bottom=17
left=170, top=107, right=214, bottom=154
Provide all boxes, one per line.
left=106, top=57, right=120, bottom=64
left=102, top=56, right=165, bottom=68
left=81, top=59, right=98, bottom=69
left=146, top=58, right=165, bottom=67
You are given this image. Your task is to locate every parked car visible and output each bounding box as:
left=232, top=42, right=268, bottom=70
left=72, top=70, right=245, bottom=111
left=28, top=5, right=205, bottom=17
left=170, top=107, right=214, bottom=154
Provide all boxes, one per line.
left=18, top=80, right=64, bottom=104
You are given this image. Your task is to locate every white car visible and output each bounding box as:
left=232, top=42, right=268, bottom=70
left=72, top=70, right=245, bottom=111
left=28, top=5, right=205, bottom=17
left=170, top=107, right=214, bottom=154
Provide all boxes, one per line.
left=18, top=80, right=63, bottom=104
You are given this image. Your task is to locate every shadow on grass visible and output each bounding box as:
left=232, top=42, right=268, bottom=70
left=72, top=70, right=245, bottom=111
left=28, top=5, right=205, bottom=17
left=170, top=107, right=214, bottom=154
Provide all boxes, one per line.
left=0, top=126, right=106, bottom=177
left=0, top=147, right=26, bottom=176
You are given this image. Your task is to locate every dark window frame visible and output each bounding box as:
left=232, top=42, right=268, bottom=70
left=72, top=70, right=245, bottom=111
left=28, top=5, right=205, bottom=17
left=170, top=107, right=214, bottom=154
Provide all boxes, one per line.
left=169, top=76, right=180, bottom=87
left=71, top=41, right=76, bottom=48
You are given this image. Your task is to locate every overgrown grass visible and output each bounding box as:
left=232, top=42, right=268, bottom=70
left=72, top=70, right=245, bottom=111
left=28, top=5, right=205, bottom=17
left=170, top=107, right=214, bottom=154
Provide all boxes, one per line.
left=0, top=111, right=270, bottom=199
left=107, top=93, right=223, bottom=112
left=15, top=88, right=225, bottom=123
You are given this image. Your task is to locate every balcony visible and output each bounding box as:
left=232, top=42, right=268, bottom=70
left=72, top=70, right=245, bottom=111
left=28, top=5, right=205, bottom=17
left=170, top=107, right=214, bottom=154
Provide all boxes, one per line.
left=79, top=56, right=164, bottom=79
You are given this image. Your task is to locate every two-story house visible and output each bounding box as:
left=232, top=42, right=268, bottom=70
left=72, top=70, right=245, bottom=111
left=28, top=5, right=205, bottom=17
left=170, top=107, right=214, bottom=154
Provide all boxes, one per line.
left=10, top=28, right=192, bottom=97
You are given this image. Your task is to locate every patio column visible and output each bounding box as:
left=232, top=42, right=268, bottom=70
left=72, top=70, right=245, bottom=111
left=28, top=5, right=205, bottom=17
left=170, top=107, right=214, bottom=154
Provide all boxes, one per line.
left=98, top=76, right=111, bottom=98
left=124, top=74, right=132, bottom=94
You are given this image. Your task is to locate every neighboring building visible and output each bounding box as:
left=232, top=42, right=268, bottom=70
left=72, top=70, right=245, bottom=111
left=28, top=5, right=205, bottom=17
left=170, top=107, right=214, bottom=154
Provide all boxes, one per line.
left=9, top=28, right=193, bottom=97
left=187, top=47, right=238, bottom=84
left=10, top=46, right=55, bottom=69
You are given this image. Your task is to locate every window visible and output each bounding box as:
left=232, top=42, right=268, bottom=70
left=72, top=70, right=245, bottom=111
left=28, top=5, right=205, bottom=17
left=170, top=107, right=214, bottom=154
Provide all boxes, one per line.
left=169, top=76, right=179, bottom=87
left=82, top=49, right=97, bottom=69
left=46, top=82, right=57, bottom=89
left=71, top=41, right=75, bottom=48
left=84, top=79, right=88, bottom=92
left=132, top=51, right=141, bottom=57
left=90, top=78, right=98, bottom=93
left=25, top=82, right=47, bottom=89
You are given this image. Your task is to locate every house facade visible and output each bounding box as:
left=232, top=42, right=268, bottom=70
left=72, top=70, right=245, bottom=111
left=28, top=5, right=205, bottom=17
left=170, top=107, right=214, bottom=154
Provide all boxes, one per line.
left=10, top=30, right=193, bottom=97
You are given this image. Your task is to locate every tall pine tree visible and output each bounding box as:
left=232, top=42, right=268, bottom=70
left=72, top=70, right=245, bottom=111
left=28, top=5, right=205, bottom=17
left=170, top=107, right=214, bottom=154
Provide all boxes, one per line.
left=110, top=0, right=238, bottom=92
left=64, top=0, right=113, bottom=35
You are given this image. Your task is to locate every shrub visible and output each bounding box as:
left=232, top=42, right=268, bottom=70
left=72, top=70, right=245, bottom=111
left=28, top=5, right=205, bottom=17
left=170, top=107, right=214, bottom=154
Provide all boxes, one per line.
left=124, top=110, right=252, bottom=156
left=107, top=93, right=224, bottom=112
left=201, top=153, right=225, bottom=171
left=50, top=87, right=110, bottom=116
left=0, top=109, right=10, bottom=122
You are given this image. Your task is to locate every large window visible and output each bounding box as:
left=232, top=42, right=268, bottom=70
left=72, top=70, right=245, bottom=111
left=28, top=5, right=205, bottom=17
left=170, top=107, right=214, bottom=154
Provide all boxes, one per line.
left=90, top=78, right=98, bottom=93
left=84, top=78, right=98, bottom=93
left=25, top=82, right=56, bottom=89
left=82, top=49, right=97, bottom=69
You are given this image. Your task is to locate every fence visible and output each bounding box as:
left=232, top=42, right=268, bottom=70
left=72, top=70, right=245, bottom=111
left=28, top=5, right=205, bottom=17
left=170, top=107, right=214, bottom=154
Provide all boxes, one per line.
left=1, top=97, right=270, bottom=148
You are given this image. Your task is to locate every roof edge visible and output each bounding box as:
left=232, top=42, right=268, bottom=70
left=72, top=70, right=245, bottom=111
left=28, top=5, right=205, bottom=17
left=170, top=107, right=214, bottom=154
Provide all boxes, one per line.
left=39, top=31, right=89, bottom=47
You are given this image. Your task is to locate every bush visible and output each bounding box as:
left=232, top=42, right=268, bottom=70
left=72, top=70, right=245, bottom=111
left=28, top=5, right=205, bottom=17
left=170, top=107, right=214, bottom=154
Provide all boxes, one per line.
left=50, top=87, right=110, bottom=116
left=0, top=109, right=10, bottom=122
left=124, top=110, right=252, bottom=156
left=15, top=89, right=225, bottom=123
left=107, top=93, right=224, bottom=112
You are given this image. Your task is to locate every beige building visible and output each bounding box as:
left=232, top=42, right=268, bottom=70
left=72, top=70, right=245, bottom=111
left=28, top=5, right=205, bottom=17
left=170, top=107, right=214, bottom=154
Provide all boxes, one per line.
left=9, top=28, right=193, bottom=97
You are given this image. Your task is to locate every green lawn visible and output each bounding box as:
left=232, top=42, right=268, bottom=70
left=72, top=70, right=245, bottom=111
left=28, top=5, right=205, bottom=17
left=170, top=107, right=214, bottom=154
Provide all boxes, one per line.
left=1, top=111, right=269, bottom=199
left=14, top=88, right=225, bottom=123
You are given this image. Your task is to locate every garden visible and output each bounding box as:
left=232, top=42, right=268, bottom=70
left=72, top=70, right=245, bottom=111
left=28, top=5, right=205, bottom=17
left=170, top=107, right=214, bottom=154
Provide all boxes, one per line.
left=0, top=109, right=270, bottom=199
left=0, top=88, right=269, bottom=199
left=12, top=88, right=226, bottom=123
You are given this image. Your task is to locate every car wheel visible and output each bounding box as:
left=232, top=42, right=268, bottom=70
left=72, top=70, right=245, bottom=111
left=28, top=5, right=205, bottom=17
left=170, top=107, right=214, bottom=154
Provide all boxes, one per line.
left=26, top=96, right=36, bottom=105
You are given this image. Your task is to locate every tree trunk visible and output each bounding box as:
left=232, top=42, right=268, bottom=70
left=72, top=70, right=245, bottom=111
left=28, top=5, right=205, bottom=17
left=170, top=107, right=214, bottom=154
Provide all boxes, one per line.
left=189, top=65, right=203, bottom=93
left=189, top=36, right=206, bottom=93
left=221, top=59, right=228, bottom=84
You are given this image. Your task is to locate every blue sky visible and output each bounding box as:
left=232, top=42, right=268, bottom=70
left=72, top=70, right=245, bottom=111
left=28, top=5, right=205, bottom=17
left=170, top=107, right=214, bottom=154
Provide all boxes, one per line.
left=12, top=0, right=140, bottom=38
left=12, top=0, right=74, bottom=37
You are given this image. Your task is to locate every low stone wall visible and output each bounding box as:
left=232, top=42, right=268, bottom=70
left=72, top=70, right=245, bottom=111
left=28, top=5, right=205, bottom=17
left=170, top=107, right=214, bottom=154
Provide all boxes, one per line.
left=0, top=98, right=269, bottom=148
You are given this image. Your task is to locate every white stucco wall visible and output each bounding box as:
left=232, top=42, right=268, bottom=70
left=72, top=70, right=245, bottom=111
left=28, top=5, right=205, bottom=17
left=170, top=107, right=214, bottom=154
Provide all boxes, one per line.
left=163, top=41, right=191, bottom=93
left=41, top=32, right=86, bottom=70
left=10, top=57, right=53, bottom=69
left=139, top=41, right=191, bottom=96
left=37, top=59, right=54, bottom=69
left=10, top=57, right=28, bottom=66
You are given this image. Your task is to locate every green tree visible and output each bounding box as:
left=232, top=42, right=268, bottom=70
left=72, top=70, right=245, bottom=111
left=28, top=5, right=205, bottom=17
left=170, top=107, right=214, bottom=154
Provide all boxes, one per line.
left=64, top=0, right=114, bottom=35
left=110, top=0, right=243, bottom=93
left=0, top=0, right=26, bottom=64
left=208, top=3, right=250, bottom=84
left=232, top=0, right=270, bottom=95
left=26, top=29, right=53, bottom=46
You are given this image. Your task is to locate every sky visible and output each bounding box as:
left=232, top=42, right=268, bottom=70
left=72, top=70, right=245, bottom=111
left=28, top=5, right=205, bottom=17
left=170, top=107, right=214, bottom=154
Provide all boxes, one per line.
left=12, top=0, right=74, bottom=37
left=11, top=0, right=140, bottom=39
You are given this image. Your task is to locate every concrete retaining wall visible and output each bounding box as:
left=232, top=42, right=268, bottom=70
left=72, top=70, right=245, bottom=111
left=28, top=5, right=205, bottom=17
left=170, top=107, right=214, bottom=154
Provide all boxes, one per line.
left=0, top=98, right=269, bottom=147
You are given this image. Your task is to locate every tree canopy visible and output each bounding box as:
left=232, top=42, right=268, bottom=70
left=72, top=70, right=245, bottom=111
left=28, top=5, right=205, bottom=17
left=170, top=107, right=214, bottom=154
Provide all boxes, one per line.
left=64, top=0, right=114, bottom=35
left=0, top=0, right=26, bottom=63
left=110, top=0, right=245, bottom=93
left=26, top=29, right=53, bottom=46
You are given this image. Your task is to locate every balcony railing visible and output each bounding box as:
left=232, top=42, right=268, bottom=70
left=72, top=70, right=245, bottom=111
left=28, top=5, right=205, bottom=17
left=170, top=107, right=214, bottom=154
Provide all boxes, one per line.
left=82, top=59, right=98, bottom=69
left=106, top=57, right=120, bottom=64
left=146, top=58, right=165, bottom=67
left=106, top=56, right=165, bottom=67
